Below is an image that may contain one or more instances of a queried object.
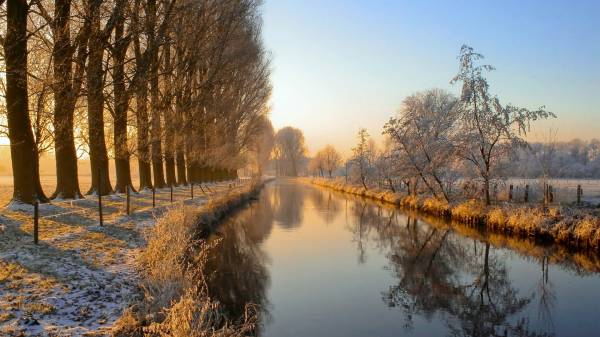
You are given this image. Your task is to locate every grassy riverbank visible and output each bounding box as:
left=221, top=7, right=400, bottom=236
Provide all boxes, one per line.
left=0, top=180, right=265, bottom=336
left=113, top=180, right=266, bottom=336
left=309, top=178, right=600, bottom=253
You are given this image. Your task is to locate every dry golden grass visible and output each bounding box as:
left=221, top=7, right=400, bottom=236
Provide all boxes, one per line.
left=422, top=197, right=450, bottom=215
left=451, top=200, right=486, bottom=224
left=506, top=208, right=547, bottom=235
left=143, top=290, right=256, bottom=337
left=0, top=260, right=27, bottom=283
left=400, top=195, right=421, bottom=209
left=23, top=302, right=56, bottom=315
left=0, top=312, right=15, bottom=323
left=0, top=179, right=251, bottom=334
left=308, top=177, right=600, bottom=254
left=487, top=207, right=507, bottom=230
left=113, top=181, right=264, bottom=336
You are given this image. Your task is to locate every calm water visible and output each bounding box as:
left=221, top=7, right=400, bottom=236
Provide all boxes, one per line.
left=204, top=180, right=600, bottom=337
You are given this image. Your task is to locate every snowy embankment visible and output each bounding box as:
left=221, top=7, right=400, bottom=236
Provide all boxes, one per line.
left=309, top=178, right=600, bottom=253
left=0, top=180, right=257, bottom=336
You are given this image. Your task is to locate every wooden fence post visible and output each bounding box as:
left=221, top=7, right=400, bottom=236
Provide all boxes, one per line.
left=126, top=186, right=130, bottom=215
left=191, top=183, right=194, bottom=199
left=170, top=185, right=173, bottom=203
left=509, top=185, right=513, bottom=201
left=152, top=186, right=156, bottom=208
left=548, top=185, right=554, bottom=203
left=524, top=185, right=529, bottom=203
left=33, top=201, right=39, bottom=245
left=98, top=168, right=103, bottom=226
left=577, top=185, right=582, bottom=205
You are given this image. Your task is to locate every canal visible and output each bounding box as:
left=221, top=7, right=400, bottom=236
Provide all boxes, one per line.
left=203, top=179, right=600, bottom=337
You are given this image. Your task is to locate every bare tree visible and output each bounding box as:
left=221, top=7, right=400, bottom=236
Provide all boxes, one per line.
left=384, top=89, right=458, bottom=202
left=43, top=0, right=91, bottom=199
left=451, top=45, right=555, bottom=205
left=313, top=145, right=341, bottom=178
left=3, top=0, right=49, bottom=204
left=274, top=126, right=306, bottom=177
left=351, top=128, right=375, bottom=189
left=250, top=116, right=275, bottom=177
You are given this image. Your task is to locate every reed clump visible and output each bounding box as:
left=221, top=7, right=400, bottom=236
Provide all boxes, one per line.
left=451, top=200, right=486, bottom=225
left=113, top=182, right=263, bottom=336
left=422, top=197, right=450, bottom=216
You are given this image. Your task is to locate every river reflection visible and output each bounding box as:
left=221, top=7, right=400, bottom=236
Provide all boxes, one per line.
left=204, top=180, right=600, bottom=337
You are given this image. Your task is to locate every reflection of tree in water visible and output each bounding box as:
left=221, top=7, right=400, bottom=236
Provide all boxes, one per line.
left=244, top=191, right=275, bottom=244
left=272, top=182, right=304, bottom=229
left=306, top=188, right=343, bottom=225
left=346, top=203, right=555, bottom=337
left=202, top=196, right=274, bottom=334
left=535, top=255, right=555, bottom=333
left=346, top=201, right=403, bottom=264
left=346, top=201, right=379, bottom=263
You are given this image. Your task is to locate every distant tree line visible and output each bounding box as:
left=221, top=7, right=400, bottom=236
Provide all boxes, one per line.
left=505, top=139, right=600, bottom=179
left=1, top=0, right=273, bottom=204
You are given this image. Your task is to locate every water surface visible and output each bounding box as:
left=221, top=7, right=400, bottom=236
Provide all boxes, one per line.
left=205, top=180, right=600, bottom=337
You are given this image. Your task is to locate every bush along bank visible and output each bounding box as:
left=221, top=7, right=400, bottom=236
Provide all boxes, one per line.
left=113, top=180, right=268, bottom=337
left=309, top=178, right=600, bottom=253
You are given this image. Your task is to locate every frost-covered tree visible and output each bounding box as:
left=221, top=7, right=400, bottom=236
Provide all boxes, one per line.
left=274, top=126, right=306, bottom=177
left=351, top=128, right=376, bottom=189
left=451, top=45, right=555, bottom=205
left=384, top=89, right=458, bottom=201
left=248, top=116, right=275, bottom=177
left=308, top=155, right=325, bottom=177
left=310, top=145, right=342, bottom=178
left=373, top=138, right=400, bottom=192
left=316, top=145, right=342, bottom=178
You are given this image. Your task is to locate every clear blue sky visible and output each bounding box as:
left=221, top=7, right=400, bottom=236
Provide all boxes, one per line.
left=263, top=0, right=600, bottom=156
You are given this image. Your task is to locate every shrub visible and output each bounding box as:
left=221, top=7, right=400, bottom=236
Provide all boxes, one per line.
left=452, top=200, right=486, bottom=224
left=422, top=197, right=450, bottom=216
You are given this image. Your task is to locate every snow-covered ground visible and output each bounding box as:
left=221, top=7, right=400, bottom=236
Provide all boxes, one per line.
left=0, top=181, right=244, bottom=336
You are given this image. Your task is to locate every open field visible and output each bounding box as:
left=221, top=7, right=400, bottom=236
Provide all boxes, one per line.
left=504, top=178, right=600, bottom=204
left=0, top=179, right=250, bottom=336
left=0, top=173, right=137, bottom=206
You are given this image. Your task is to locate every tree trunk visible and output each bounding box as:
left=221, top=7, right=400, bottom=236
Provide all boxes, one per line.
left=174, top=86, right=187, bottom=185
left=484, top=175, right=491, bottom=206
left=387, top=178, right=395, bottom=193
left=112, top=0, right=134, bottom=193
left=52, top=0, right=83, bottom=199
left=150, top=70, right=166, bottom=187
left=4, top=0, right=49, bottom=204
left=136, top=75, right=153, bottom=190
left=163, top=42, right=176, bottom=186
left=86, top=0, right=112, bottom=195
left=176, top=150, right=187, bottom=185
left=147, top=0, right=166, bottom=188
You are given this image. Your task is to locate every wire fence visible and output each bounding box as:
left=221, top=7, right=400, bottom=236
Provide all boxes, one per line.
left=348, top=176, right=600, bottom=206
left=25, top=178, right=250, bottom=245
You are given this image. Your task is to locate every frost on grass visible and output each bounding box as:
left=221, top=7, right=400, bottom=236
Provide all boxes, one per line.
left=310, top=177, right=600, bottom=252
left=113, top=182, right=263, bottom=336
left=0, top=182, right=238, bottom=336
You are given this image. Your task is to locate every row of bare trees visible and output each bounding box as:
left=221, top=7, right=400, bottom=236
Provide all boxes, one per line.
left=1, top=0, right=273, bottom=204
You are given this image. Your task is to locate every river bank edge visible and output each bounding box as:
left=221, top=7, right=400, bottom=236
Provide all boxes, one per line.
left=112, top=178, right=271, bottom=336
left=307, top=177, right=600, bottom=255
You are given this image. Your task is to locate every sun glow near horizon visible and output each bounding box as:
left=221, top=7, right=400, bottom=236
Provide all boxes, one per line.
left=264, top=0, right=600, bottom=157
